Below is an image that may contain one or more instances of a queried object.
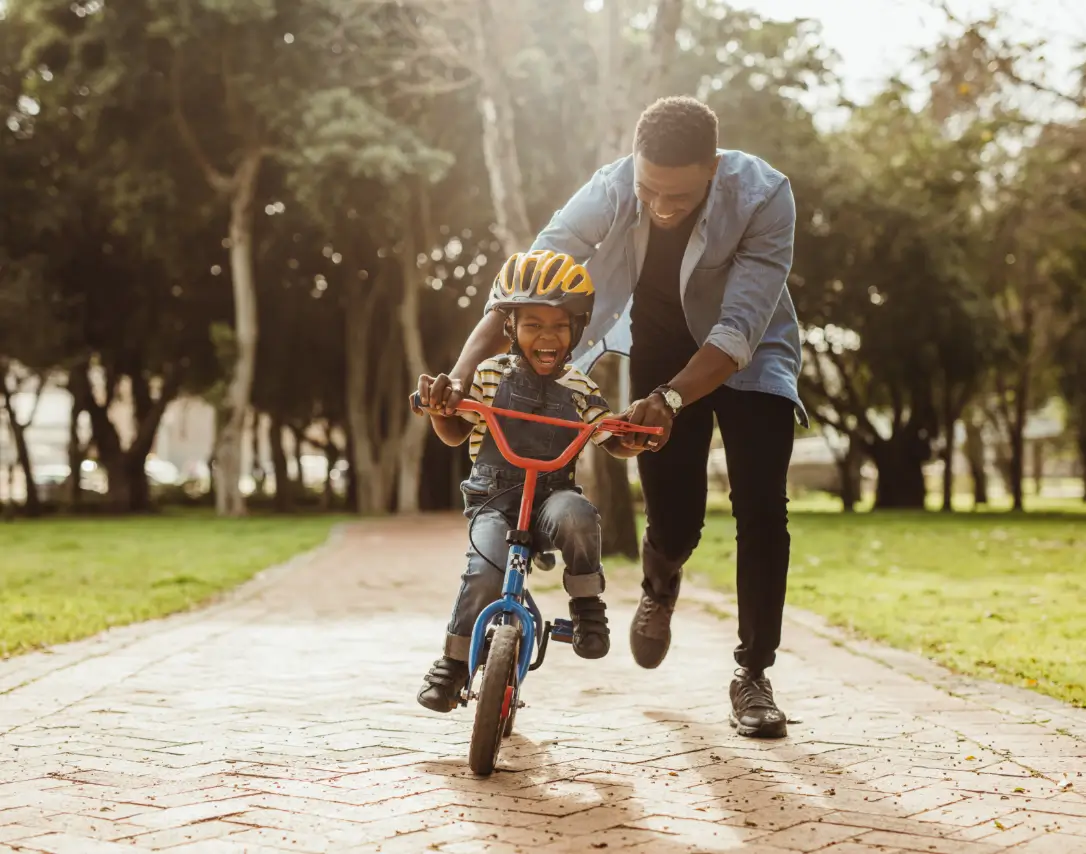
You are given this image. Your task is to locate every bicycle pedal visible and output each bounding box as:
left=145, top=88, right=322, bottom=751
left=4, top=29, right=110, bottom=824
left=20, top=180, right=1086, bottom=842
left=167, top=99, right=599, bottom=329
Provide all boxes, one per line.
left=550, top=618, right=574, bottom=643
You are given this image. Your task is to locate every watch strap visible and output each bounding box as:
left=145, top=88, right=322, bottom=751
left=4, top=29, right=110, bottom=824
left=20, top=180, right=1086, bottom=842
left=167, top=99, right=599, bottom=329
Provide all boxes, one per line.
left=651, top=385, right=682, bottom=416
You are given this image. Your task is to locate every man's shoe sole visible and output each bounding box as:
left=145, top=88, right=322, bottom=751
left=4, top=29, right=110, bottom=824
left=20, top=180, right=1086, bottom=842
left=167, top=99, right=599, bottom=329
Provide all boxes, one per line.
left=729, top=711, right=788, bottom=739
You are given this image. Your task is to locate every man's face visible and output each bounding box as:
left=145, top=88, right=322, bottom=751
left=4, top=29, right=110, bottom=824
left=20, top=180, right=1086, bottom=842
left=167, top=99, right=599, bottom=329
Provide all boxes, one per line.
left=633, top=153, right=718, bottom=230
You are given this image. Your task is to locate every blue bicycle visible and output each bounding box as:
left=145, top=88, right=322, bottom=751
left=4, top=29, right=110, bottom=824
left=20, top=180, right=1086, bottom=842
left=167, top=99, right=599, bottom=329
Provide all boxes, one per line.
left=412, top=392, right=661, bottom=775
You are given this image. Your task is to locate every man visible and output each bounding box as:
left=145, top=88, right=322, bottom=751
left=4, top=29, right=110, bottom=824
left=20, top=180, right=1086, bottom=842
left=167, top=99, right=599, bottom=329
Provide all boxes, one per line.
left=426, top=95, right=805, bottom=738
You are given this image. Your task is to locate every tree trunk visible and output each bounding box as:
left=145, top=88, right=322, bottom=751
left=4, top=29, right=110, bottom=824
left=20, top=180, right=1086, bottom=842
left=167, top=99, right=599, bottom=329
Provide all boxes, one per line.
left=251, top=413, right=265, bottom=497
left=291, top=425, right=305, bottom=494
left=344, top=432, right=358, bottom=511
left=65, top=365, right=91, bottom=509
left=322, top=436, right=338, bottom=511
left=836, top=438, right=863, bottom=512
left=213, top=149, right=263, bottom=518
left=964, top=415, right=988, bottom=507
left=578, top=0, right=686, bottom=559
left=104, top=451, right=151, bottom=514
left=270, top=415, right=291, bottom=512
left=85, top=368, right=178, bottom=513
left=583, top=356, right=639, bottom=558
left=66, top=410, right=86, bottom=509
left=345, top=267, right=389, bottom=515
left=2, top=392, right=41, bottom=517
left=1008, top=376, right=1027, bottom=512
left=643, top=0, right=684, bottom=97
left=871, top=430, right=928, bottom=510
left=473, top=0, right=536, bottom=253
left=1031, top=439, right=1044, bottom=498
left=396, top=191, right=433, bottom=514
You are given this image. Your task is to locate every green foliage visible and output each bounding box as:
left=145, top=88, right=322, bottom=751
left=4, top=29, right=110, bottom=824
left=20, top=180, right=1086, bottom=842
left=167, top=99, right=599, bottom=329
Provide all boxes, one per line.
left=0, top=513, right=343, bottom=656
left=690, top=509, right=1086, bottom=707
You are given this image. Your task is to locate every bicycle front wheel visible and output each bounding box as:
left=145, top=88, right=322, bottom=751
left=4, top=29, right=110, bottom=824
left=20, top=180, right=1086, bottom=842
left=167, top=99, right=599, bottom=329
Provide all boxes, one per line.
left=468, top=623, right=519, bottom=776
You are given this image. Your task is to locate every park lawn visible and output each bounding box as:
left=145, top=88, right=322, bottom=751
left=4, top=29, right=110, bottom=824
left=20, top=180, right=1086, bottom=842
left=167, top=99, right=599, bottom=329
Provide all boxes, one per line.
left=0, top=513, right=344, bottom=658
left=684, top=506, right=1086, bottom=708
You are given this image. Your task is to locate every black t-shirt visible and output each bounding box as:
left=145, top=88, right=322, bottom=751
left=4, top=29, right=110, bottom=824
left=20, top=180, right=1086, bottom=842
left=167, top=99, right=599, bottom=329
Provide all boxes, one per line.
left=629, top=210, right=701, bottom=391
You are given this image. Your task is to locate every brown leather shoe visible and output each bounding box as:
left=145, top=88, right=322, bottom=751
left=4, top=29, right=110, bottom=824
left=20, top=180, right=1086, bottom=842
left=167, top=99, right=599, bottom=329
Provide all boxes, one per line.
left=417, top=657, right=468, bottom=713
left=629, top=591, right=675, bottom=669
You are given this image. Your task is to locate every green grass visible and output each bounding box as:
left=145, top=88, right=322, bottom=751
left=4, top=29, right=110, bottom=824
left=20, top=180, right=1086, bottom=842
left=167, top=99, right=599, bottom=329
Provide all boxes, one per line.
left=0, top=513, right=344, bottom=658
left=683, top=501, right=1086, bottom=707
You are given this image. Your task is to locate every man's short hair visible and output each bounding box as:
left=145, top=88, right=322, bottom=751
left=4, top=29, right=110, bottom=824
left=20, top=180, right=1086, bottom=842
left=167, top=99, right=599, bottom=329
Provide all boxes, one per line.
left=634, top=96, right=719, bottom=167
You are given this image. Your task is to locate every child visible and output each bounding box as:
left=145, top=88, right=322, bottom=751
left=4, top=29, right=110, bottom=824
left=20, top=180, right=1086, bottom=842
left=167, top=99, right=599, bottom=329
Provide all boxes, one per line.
left=413, top=250, right=642, bottom=713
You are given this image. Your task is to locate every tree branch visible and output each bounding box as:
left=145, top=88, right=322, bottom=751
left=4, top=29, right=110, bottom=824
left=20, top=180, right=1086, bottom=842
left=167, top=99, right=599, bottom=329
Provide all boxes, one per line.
left=820, top=345, right=880, bottom=441
left=170, top=49, right=233, bottom=194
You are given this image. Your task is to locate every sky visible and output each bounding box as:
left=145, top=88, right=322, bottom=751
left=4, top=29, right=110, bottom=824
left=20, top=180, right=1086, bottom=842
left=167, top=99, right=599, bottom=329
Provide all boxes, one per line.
left=737, top=0, right=1085, bottom=98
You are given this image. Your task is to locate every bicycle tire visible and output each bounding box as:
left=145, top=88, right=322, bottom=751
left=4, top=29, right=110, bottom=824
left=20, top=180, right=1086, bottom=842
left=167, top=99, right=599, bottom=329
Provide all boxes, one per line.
left=468, top=623, right=519, bottom=775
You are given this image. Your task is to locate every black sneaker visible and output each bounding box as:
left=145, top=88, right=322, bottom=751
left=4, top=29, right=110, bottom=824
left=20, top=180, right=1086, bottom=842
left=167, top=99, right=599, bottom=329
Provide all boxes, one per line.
left=729, top=668, right=787, bottom=738
left=417, top=657, right=468, bottom=713
left=629, top=591, right=675, bottom=669
left=569, top=596, right=610, bottom=660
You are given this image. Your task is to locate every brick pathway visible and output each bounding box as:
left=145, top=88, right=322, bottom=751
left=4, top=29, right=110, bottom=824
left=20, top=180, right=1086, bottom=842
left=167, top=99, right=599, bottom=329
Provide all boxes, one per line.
left=2, top=517, right=1085, bottom=854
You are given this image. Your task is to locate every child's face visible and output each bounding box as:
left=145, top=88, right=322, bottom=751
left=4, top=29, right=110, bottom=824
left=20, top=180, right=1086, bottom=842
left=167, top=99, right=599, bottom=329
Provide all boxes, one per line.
left=515, top=305, right=573, bottom=375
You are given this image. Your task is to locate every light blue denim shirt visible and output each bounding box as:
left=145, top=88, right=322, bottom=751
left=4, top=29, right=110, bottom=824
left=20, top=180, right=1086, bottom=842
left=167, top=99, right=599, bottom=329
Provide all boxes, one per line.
left=499, top=150, right=808, bottom=426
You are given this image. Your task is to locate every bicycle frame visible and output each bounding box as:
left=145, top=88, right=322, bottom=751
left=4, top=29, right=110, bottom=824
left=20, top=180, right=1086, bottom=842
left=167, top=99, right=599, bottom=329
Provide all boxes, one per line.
left=451, top=399, right=662, bottom=685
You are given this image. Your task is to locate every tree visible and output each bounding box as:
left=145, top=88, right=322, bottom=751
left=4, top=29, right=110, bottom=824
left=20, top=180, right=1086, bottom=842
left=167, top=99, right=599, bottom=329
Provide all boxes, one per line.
left=798, top=88, right=999, bottom=508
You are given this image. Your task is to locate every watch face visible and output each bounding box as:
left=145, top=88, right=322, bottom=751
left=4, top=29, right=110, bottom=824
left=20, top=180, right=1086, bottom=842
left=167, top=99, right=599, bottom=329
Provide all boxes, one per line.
left=665, top=389, right=682, bottom=410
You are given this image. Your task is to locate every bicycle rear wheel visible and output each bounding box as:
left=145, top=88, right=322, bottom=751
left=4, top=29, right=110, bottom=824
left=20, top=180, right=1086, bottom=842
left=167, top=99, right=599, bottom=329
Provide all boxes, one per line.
left=468, top=623, right=519, bottom=776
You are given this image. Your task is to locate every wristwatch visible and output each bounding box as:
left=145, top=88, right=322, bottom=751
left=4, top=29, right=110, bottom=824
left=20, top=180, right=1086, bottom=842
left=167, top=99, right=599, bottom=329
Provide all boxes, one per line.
left=652, top=385, right=683, bottom=417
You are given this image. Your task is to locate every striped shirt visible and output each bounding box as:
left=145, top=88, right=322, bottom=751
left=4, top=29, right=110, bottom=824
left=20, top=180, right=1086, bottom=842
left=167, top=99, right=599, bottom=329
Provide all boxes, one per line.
left=462, top=357, right=614, bottom=463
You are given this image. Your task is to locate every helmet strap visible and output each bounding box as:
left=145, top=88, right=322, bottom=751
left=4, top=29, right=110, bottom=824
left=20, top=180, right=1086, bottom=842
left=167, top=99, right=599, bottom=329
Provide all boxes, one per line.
left=503, top=311, right=524, bottom=357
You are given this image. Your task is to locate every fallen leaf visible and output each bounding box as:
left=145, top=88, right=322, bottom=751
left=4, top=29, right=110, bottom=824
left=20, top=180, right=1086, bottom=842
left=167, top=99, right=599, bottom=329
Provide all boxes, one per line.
left=1014, top=787, right=1026, bottom=793
left=995, top=820, right=1006, bottom=830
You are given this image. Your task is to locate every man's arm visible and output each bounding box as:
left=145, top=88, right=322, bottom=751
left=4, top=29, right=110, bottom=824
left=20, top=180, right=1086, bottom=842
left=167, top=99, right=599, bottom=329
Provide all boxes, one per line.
left=428, top=167, right=618, bottom=413
left=624, top=179, right=796, bottom=447
left=425, top=310, right=508, bottom=416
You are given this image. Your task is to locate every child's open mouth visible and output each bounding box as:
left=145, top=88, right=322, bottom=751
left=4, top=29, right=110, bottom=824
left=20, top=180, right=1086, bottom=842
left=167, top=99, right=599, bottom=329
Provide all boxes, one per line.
left=533, top=349, right=560, bottom=369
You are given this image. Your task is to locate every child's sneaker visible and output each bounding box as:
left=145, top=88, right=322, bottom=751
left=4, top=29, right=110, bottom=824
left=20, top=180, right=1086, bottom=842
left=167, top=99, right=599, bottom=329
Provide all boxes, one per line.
left=570, top=596, right=610, bottom=659
left=417, top=657, right=468, bottom=712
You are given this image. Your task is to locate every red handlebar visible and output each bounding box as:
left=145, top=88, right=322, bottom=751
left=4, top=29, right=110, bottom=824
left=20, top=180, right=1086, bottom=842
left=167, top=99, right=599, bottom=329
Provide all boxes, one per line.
left=411, top=393, right=663, bottom=474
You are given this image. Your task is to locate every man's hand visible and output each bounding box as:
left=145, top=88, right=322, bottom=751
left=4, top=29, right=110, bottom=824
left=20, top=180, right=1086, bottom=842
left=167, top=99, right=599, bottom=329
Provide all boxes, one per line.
left=416, top=373, right=466, bottom=416
left=620, top=393, right=674, bottom=452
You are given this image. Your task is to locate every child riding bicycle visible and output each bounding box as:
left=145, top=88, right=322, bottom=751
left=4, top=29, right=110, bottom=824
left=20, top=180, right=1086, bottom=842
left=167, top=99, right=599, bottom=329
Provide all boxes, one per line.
left=413, top=250, right=644, bottom=713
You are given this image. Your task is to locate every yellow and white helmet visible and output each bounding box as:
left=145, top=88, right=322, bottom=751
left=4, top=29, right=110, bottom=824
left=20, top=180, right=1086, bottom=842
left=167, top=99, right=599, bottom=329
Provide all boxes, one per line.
left=489, top=250, right=595, bottom=348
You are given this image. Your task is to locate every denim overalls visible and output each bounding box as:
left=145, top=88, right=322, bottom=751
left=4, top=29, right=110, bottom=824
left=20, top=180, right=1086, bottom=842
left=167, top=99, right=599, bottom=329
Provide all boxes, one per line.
left=443, top=356, right=607, bottom=661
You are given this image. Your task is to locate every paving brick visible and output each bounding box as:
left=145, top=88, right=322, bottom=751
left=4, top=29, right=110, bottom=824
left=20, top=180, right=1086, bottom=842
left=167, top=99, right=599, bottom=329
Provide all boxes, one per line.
left=2, top=517, right=1086, bottom=854
left=752, top=820, right=862, bottom=851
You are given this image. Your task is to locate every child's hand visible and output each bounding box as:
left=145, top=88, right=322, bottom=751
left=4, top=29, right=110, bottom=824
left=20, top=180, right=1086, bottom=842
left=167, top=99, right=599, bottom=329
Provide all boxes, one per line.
left=417, top=373, right=465, bottom=416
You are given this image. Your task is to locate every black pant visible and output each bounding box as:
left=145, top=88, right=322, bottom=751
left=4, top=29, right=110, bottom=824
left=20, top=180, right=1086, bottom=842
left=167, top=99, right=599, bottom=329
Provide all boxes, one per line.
left=632, top=356, right=795, bottom=673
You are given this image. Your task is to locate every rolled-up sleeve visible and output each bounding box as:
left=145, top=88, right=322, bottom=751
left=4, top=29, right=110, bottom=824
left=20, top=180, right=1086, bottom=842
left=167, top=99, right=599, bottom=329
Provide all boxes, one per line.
left=705, top=178, right=796, bottom=370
